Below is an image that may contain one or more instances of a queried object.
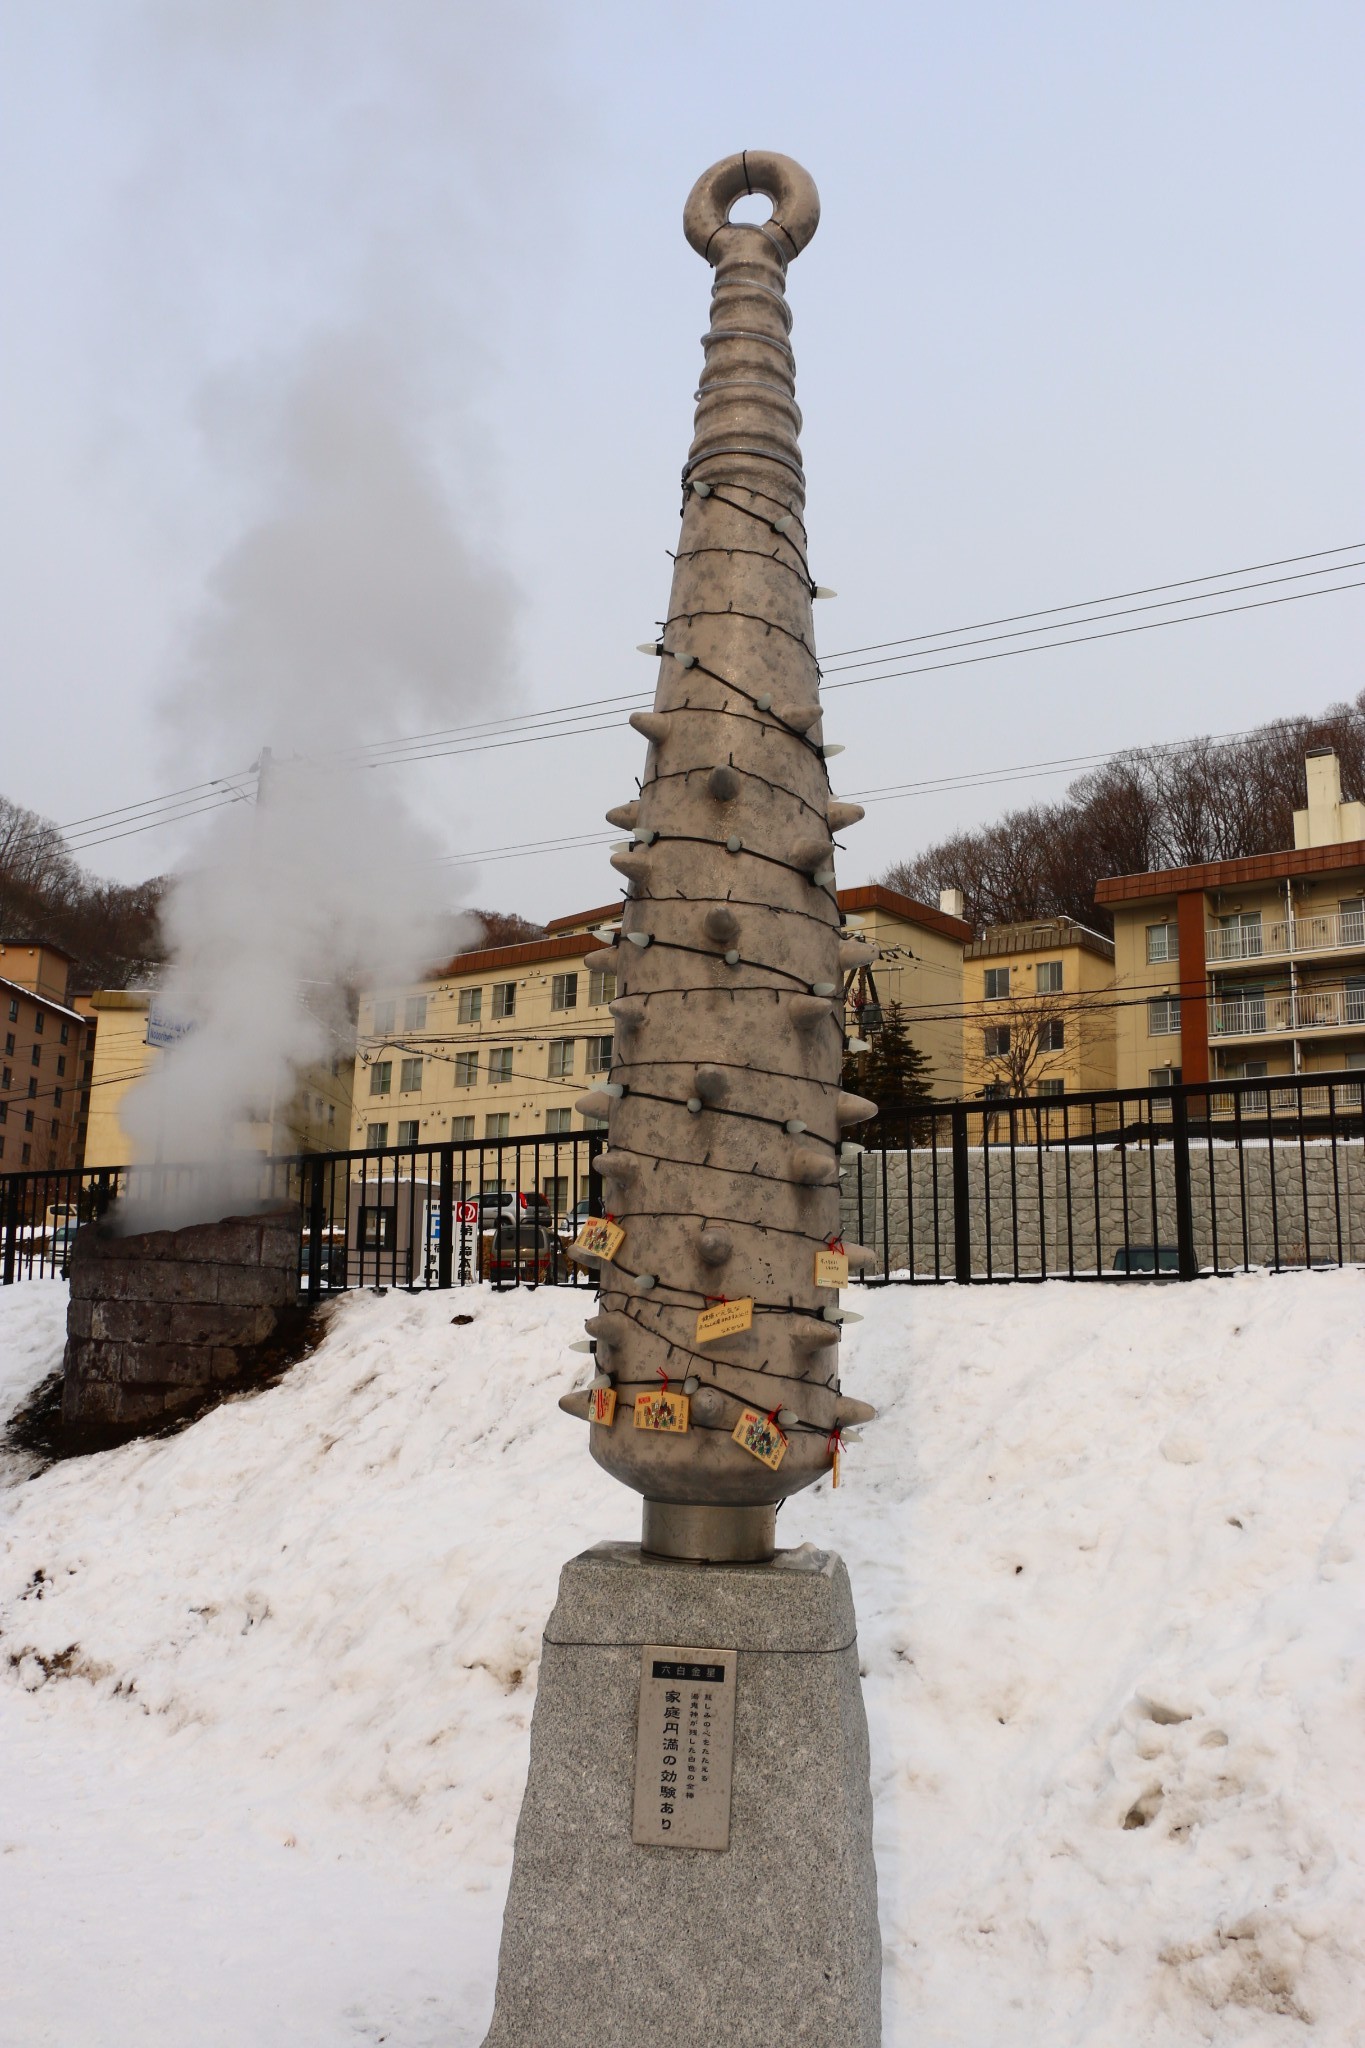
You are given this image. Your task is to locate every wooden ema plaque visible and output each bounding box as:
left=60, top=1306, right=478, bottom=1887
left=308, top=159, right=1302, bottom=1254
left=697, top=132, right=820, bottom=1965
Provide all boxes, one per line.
left=632, top=1646, right=738, bottom=1850
left=814, top=1247, right=848, bottom=1288
left=571, top=1216, right=625, bottom=1262
left=695, top=1297, right=754, bottom=1344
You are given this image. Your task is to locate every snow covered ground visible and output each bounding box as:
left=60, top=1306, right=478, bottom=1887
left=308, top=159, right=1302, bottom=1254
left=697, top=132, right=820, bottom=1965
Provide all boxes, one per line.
left=1, top=1269, right=1362, bottom=2047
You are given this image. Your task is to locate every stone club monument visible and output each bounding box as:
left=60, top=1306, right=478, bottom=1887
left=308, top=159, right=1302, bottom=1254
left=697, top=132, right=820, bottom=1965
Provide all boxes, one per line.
left=481, top=151, right=882, bottom=2048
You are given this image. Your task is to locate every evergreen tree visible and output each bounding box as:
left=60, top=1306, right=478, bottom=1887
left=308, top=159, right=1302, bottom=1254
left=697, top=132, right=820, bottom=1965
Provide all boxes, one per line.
left=844, top=1001, right=935, bottom=1145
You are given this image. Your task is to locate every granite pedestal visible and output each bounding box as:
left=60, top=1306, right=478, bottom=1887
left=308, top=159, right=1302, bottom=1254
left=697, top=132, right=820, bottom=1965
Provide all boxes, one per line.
left=482, top=1541, right=881, bottom=2047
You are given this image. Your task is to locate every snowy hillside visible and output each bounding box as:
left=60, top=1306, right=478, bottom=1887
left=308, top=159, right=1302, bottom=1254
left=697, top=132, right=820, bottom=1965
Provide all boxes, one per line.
left=1, top=1271, right=1363, bottom=2047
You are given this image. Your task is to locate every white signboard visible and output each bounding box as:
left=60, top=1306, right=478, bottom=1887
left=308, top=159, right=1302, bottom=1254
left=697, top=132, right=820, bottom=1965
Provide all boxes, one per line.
left=146, top=1000, right=193, bottom=1050
left=632, top=1645, right=737, bottom=1851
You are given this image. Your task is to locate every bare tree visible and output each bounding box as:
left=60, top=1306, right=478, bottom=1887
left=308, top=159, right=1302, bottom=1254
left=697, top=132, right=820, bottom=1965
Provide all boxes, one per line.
left=967, top=981, right=1109, bottom=1098
left=885, top=689, right=1365, bottom=934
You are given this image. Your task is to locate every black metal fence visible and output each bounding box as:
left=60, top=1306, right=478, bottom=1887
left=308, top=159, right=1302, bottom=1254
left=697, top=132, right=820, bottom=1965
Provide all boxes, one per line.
left=0, top=1133, right=605, bottom=1294
left=846, top=1070, right=1365, bottom=1283
left=3, top=1074, right=1363, bottom=1293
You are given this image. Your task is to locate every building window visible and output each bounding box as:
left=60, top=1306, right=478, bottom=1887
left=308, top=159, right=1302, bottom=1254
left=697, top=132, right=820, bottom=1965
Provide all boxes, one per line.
left=1, top=1067, right=8, bottom=1088
left=551, top=972, right=579, bottom=1012
left=59, top=1021, right=70, bottom=1044
left=585, top=1034, right=614, bottom=1074
left=4, top=1033, right=12, bottom=1052
left=457, top=987, right=483, bottom=1025
left=491, top=982, right=516, bottom=1020
left=455, top=1052, right=479, bottom=1088
left=451, top=1115, right=475, bottom=1142
left=404, top=995, right=427, bottom=1031
left=1146, top=921, right=1179, bottom=964
left=983, top=967, right=1010, bottom=1000
left=369, top=1061, right=392, bottom=1096
left=546, top=1107, right=572, bottom=1134
left=27, top=1077, right=37, bottom=1097
left=588, top=968, right=616, bottom=1005
left=1036, top=960, right=1063, bottom=993
left=372, top=999, right=396, bottom=1035
left=366, top=1122, right=389, bottom=1149
left=397, top=1119, right=420, bottom=1148
left=21, top=1143, right=30, bottom=1163
left=6, top=999, right=16, bottom=1022
left=1148, top=997, right=1181, bottom=1036
left=1148, top=1066, right=1182, bottom=1087
left=580, top=1111, right=608, bottom=1130
left=31, top=1045, right=40, bottom=1065
left=983, top=1025, right=1011, bottom=1056
left=359, top=1206, right=396, bottom=1250
left=57, top=1055, right=66, bottom=1075
left=53, top=1087, right=63, bottom=1107
left=1038, top=1018, right=1064, bottom=1052
left=488, top=1047, right=513, bottom=1084
left=485, top=1113, right=510, bottom=1140
left=49, top=1118, right=59, bottom=1138
left=542, top=1174, right=569, bottom=1210
left=548, top=1039, right=575, bottom=1080
left=0, top=1102, right=6, bottom=1122
left=1036, top=1078, right=1065, bottom=1097
left=34, top=1012, right=44, bottom=1035
left=399, top=1057, right=423, bottom=1093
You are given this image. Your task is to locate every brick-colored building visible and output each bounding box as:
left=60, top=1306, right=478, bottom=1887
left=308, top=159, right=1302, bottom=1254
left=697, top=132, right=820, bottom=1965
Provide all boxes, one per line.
left=1096, top=748, right=1365, bottom=1089
left=0, top=942, right=91, bottom=1172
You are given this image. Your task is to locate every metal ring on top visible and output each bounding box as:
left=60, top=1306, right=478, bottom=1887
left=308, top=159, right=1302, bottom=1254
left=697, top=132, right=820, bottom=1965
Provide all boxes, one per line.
left=683, top=151, right=821, bottom=265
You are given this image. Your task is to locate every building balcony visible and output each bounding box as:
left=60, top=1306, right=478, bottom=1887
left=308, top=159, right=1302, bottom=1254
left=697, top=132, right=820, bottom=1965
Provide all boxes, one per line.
left=1205, top=908, right=1365, bottom=964
left=1210, top=986, right=1365, bottom=1039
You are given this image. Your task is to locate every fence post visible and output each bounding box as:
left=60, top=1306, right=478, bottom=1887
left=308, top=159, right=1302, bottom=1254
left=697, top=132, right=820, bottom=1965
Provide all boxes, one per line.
left=1171, top=1091, right=1198, bottom=1281
left=305, top=1157, right=325, bottom=1301
left=1, top=1176, right=18, bottom=1286
left=437, top=1146, right=454, bottom=1290
left=950, top=1105, right=972, bottom=1285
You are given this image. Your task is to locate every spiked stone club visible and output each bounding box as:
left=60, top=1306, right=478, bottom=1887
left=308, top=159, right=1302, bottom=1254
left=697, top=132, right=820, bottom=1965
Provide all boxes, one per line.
left=558, top=151, right=878, bottom=1563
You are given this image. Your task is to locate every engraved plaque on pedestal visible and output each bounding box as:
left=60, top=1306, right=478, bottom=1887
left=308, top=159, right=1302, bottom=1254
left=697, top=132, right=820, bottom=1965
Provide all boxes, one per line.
left=632, top=1645, right=737, bottom=1850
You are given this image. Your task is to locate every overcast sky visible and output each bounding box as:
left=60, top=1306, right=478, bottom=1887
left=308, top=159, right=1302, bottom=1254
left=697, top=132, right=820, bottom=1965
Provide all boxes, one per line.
left=3, top=1, right=1361, bottom=927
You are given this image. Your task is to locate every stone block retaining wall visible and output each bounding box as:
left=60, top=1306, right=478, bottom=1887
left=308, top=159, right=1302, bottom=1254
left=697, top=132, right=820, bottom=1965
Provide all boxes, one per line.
left=842, top=1141, right=1365, bottom=1278
left=62, top=1207, right=300, bottom=1426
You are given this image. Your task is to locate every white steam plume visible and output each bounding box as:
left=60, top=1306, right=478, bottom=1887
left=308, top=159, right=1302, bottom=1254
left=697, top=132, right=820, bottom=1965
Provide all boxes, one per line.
left=119, top=326, right=515, bottom=1228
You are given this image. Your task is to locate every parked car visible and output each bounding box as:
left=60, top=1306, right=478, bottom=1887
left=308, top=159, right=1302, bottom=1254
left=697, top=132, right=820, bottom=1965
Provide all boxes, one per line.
left=474, top=1190, right=552, bottom=1226
left=556, top=1199, right=595, bottom=1242
left=478, top=1221, right=559, bottom=1285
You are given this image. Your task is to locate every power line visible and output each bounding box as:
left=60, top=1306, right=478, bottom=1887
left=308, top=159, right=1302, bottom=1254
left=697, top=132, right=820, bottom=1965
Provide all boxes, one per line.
left=816, top=539, right=1365, bottom=665
left=341, top=568, right=1365, bottom=776
left=426, top=712, right=1309, bottom=869
left=53, top=543, right=1365, bottom=854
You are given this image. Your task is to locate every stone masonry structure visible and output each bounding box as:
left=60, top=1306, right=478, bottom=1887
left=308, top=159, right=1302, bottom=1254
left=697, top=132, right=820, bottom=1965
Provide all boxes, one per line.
left=63, top=1206, right=300, bottom=1428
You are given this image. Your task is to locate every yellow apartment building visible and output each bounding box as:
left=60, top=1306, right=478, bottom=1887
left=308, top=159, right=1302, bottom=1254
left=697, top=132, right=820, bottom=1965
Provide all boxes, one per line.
left=962, top=917, right=1117, bottom=1098
left=0, top=942, right=90, bottom=1172
left=1096, top=747, right=1365, bottom=1090
left=82, top=987, right=354, bottom=1170
left=351, top=884, right=971, bottom=1196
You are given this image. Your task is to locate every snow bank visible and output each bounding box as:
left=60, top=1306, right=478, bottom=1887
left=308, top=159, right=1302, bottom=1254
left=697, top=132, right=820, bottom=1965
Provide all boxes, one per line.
left=1, top=1270, right=1362, bottom=2045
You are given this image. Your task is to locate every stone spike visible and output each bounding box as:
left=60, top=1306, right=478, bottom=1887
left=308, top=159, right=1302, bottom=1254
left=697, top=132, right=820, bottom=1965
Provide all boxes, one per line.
left=836, top=1091, right=878, bottom=1127
left=604, top=801, right=639, bottom=829
left=827, top=800, right=865, bottom=830
left=628, top=710, right=671, bottom=746
left=789, top=994, right=835, bottom=1030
